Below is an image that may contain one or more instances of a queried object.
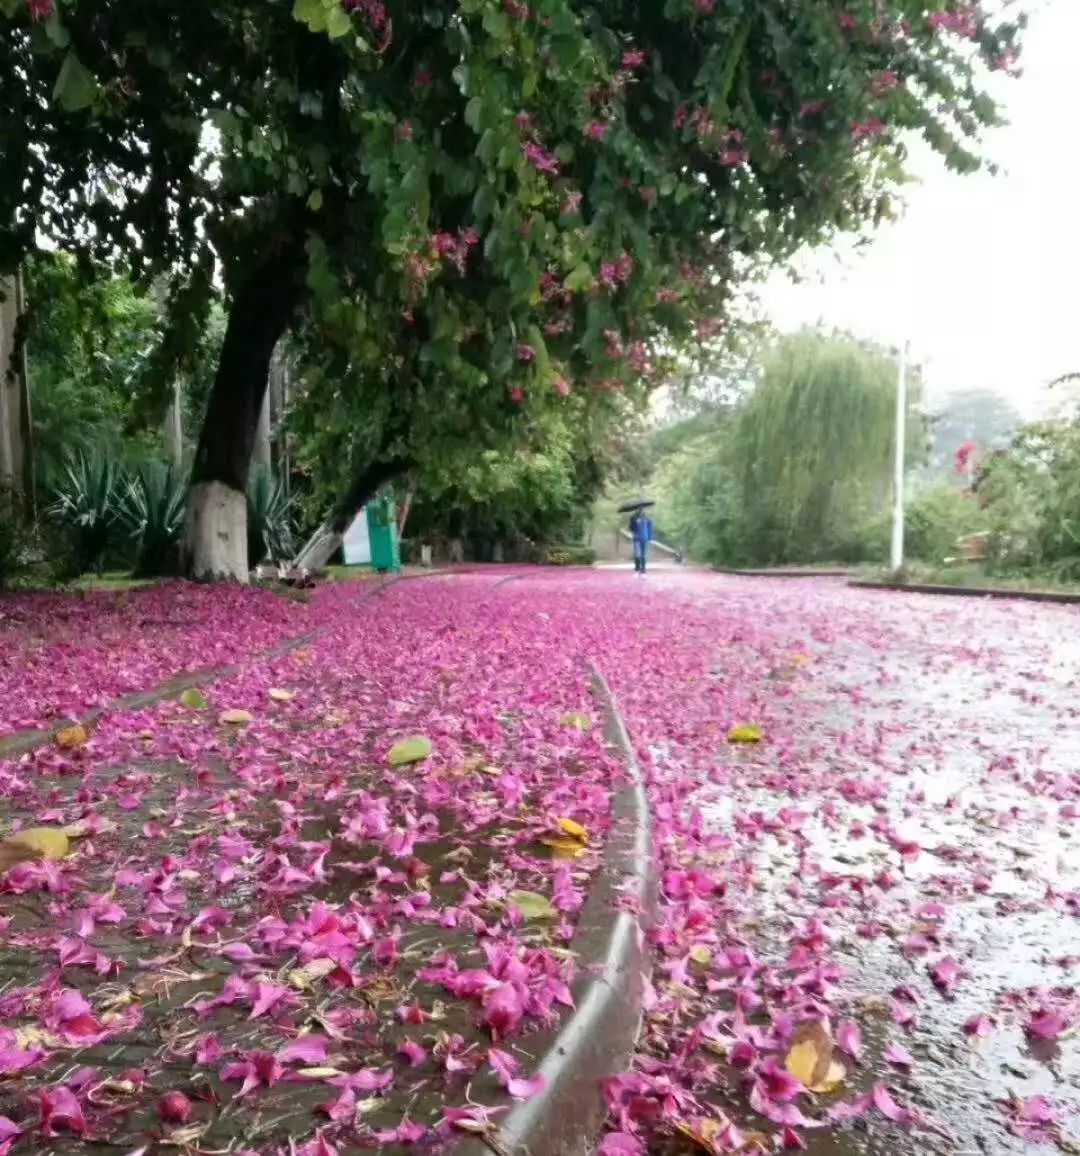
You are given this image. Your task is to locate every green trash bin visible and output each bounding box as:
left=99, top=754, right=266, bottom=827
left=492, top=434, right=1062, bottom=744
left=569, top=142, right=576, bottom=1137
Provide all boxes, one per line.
left=366, top=493, right=401, bottom=573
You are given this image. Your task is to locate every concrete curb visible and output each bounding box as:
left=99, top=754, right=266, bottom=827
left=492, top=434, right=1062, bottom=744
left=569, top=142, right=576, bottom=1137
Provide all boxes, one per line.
left=0, top=574, right=407, bottom=760
left=714, top=566, right=850, bottom=578
left=849, top=579, right=1080, bottom=605
left=456, top=665, right=655, bottom=1156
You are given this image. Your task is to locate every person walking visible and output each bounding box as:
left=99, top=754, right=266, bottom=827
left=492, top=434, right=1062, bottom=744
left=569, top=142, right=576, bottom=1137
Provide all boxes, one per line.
left=629, top=508, right=654, bottom=574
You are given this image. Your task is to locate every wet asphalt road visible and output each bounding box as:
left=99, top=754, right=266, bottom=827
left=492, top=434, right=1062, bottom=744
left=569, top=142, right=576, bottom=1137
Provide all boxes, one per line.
left=621, top=571, right=1080, bottom=1154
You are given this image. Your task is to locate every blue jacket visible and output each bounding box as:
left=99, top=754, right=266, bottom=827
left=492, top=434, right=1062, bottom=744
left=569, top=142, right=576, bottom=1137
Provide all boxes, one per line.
left=630, top=515, right=654, bottom=544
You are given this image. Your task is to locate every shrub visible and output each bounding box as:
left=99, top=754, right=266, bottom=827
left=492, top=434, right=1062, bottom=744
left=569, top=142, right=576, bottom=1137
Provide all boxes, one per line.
left=47, top=449, right=124, bottom=574
left=247, top=464, right=295, bottom=564
left=0, top=489, right=35, bottom=589
left=118, top=460, right=186, bottom=577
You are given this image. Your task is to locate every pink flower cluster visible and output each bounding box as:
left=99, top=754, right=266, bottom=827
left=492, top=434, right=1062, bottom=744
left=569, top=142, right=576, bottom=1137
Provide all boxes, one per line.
left=599, top=252, right=634, bottom=288
left=429, top=226, right=480, bottom=273
left=929, top=6, right=981, bottom=38
left=523, top=139, right=560, bottom=175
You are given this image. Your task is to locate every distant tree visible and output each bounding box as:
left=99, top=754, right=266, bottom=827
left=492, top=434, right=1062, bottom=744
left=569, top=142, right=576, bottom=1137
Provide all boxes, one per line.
left=655, top=330, right=926, bottom=565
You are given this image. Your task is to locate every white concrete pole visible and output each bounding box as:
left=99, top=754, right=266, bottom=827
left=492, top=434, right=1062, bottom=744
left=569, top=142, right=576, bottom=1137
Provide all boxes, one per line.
left=890, top=340, right=909, bottom=572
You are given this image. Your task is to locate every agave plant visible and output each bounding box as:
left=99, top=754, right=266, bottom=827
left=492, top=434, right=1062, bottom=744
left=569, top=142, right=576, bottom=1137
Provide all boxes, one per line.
left=118, top=459, right=187, bottom=576
left=247, top=464, right=295, bottom=565
left=47, top=449, right=124, bottom=574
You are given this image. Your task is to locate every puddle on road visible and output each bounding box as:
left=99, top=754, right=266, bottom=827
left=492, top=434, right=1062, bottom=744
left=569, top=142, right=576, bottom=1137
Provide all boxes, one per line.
left=653, top=630, right=1080, bottom=1156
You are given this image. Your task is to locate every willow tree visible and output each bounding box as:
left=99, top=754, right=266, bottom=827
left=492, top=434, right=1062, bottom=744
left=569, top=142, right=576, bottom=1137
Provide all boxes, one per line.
left=2, top=0, right=1023, bottom=579
left=732, top=329, right=924, bottom=562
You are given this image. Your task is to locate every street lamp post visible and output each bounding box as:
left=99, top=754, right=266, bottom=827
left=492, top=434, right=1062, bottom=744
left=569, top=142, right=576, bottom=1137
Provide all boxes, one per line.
left=890, top=341, right=909, bottom=573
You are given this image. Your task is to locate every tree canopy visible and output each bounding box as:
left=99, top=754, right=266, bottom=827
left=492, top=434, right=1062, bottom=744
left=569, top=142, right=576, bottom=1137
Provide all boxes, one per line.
left=1, top=0, right=1024, bottom=577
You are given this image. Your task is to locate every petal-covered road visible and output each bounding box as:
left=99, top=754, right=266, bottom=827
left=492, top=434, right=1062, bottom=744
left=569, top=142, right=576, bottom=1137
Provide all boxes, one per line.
left=1, top=569, right=1079, bottom=1154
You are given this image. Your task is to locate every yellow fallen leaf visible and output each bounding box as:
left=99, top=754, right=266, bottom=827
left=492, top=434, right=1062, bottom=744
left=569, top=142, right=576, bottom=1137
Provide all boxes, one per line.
left=179, top=688, right=208, bottom=710
left=0, top=826, right=70, bottom=870
left=556, top=817, right=588, bottom=842
left=689, top=944, right=713, bottom=967
left=295, top=1067, right=345, bottom=1079
left=55, top=724, right=88, bottom=749
left=219, top=709, right=253, bottom=725
left=785, top=1021, right=847, bottom=1093
left=674, top=1118, right=726, bottom=1153
left=268, top=688, right=295, bottom=702
left=727, top=724, right=763, bottom=744
left=540, top=836, right=588, bottom=860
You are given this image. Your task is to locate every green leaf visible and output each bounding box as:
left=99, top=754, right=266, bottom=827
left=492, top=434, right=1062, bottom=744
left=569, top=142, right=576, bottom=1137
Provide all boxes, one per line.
left=293, top=0, right=327, bottom=33
left=509, top=889, right=556, bottom=920
left=464, top=97, right=484, bottom=133
left=560, top=712, right=593, bottom=731
left=388, top=736, right=433, bottom=766
left=564, top=264, right=593, bottom=292
left=307, top=188, right=324, bottom=211
left=180, top=688, right=208, bottom=710
left=53, top=51, right=98, bottom=112
left=482, top=7, right=510, bottom=41
left=44, top=13, right=70, bottom=48
left=325, top=3, right=352, bottom=38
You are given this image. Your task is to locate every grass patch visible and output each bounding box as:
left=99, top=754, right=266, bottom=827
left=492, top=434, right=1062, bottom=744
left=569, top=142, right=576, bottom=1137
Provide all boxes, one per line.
left=874, top=563, right=1080, bottom=595
left=324, top=564, right=375, bottom=582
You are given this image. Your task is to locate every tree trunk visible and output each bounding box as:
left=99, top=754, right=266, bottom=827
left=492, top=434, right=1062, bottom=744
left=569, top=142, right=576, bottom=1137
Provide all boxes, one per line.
left=185, top=226, right=307, bottom=581
left=252, top=390, right=272, bottom=471
left=163, top=380, right=184, bottom=469
left=155, top=279, right=184, bottom=471
left=0, top=272, right=32, bottom=513
left=292, top=456, right=407, bottom=571
left=397, top=487, right=415, bottom=536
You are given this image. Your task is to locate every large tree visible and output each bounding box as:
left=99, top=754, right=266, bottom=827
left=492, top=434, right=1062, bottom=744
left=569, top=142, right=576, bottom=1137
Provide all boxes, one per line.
left=1, top=0, right=1023, bottom=579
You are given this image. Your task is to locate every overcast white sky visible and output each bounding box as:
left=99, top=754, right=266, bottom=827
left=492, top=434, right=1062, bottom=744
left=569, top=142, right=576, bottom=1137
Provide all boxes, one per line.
left=759, top=0, right=1078, bottom=418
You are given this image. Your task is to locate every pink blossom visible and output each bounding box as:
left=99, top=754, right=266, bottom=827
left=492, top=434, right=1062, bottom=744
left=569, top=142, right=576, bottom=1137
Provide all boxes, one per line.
left=1004, top=1095, right=1059, bottom=1142
left=754, top=1059, right=804, bottom=1104
left=929, top=956, right=964, bottom=995
left=836, top=1020, right=863, bottom=1060
left=964, top=1013, right=995, bottom=1038
left=523, top=140, right=559, bottom=175
left=1026, top=1009, right=1070, bottom=1040
left=851, top=117, right=888, bottom=141
left=483, top=982, right=525, bottom=1038
left=598, top=1134, right=644, bottom=1156
left=277, top=1035, right=330, bottom=1065
left=158, top=1091, right=193, bottom=1124
left=883, top=1042, right=915, bottom=1069
left=36, top=1086, right=86, bottom=1137
left=397, top=1038, right=427, bottom=1066
left=584, top=120, right=609, bottom=142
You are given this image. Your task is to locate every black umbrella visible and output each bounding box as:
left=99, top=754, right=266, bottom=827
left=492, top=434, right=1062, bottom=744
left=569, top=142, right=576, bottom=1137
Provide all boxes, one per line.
left=617, top=498, right=655, bottom=513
